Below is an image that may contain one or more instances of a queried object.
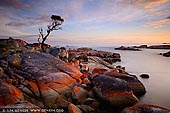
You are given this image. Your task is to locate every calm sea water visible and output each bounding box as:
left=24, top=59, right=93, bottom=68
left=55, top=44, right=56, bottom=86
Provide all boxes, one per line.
left=95, top=47, right=170, bottom=109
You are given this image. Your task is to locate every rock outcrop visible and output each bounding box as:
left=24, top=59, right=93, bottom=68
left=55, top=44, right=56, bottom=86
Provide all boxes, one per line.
left=5, top=52, right=82, bottom=107
left=115, top=46, right=141, bottom=51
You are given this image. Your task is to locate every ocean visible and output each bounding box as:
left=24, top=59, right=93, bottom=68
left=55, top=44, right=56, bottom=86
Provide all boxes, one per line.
left=94, top=47, right=170, bottom=109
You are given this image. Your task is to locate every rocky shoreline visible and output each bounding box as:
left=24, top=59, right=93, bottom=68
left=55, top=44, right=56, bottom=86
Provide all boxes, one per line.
left=0, top=38, right=169, bottom=113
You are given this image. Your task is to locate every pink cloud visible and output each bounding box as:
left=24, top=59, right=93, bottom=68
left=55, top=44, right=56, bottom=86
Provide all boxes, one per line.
left=144, top=17, right=170, bottom=28
left=144, top=0, right=168, bottom=9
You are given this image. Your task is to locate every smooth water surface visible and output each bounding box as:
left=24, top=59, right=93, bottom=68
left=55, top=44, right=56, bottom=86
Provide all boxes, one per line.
left=96, top=47, right=170, bottom=109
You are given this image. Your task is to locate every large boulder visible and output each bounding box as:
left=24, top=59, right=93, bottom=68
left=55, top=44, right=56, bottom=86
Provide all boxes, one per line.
left=93, top=68, right=146, bottom=96
left=122, top=104, right=170, bottom=113
left=7, top=52, right=82, bottom=107
left=0, top=81, right=24, bottom=106
left=92, top=75, right=139, bottom=107
left=103, top=69, right=146, bottom=96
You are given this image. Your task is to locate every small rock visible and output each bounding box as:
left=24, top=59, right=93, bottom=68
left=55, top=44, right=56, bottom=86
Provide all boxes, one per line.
left=140, top=74, right=149, bottom=79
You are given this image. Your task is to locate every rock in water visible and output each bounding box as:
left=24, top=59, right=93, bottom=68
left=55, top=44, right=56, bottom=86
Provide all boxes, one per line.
left=122, top=104, right=170, bottom=113
left=140, top=74, right=149, bottom=79
left=92, top=75, right=139, bottom=107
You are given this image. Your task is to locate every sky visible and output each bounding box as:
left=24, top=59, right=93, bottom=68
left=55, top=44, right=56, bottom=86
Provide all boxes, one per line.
left=0, top=0, right=170, bottom=46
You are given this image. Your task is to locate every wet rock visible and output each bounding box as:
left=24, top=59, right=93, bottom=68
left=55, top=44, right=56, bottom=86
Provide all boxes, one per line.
left=140, top=74, right=149, bottom=79
left=68, top=103, right=82, bottom=113
left=0, top=101, right=46, bottom=113
left=122, top=104, right=170, bottom=113
left=162, top=51, right=170, bottom=57
left=92, top=75, right=139, bottom=107
left=72, top=86, right=88, bottom=103
left=0, top=81, right=24, bottom=106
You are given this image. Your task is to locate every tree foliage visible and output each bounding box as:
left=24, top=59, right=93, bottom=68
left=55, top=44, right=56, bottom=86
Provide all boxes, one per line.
left=38, top=15, right=64, bottom=52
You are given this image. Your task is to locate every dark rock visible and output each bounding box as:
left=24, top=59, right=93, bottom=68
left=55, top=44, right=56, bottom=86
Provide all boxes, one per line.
left=148, top=45, right=170, bottom=49
left=162, top=51, right=170, bottom=57
left=49, top=48, right=60, bottom=57
left=137, top=45, right=148, bottom=48
left=92, top=75, right=139, bottom=107
left=122, top=104, right=170, bottom=113
left=0, top=60, right=8, bottom=70
left=140, top=74, right=149, bottom=79
left=115, top=46, right=141, bottom=51
left=77, top=105, right=94, bottom=113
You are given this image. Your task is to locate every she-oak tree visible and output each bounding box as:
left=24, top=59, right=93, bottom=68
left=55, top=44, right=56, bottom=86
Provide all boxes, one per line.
left=38, top=15, right=64, bottom=52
